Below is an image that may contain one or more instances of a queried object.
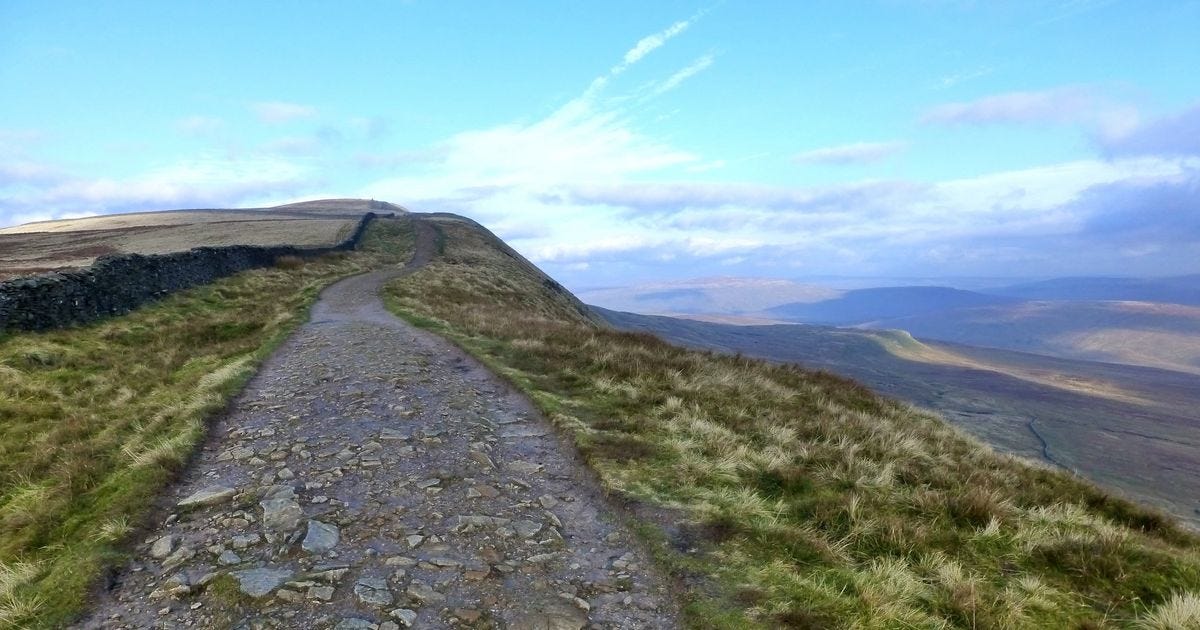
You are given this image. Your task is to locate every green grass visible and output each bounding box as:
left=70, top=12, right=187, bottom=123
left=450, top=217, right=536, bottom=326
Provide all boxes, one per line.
left=0, top=217, right=414, bottom=628
left=383, top=216, right=1200, bottom=629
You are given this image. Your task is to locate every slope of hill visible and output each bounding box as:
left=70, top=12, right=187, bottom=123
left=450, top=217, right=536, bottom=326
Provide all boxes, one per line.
left=986, top=275, right=1200, bottom=305
left=766, top=285, right=1021, bottom=324
left=382, top=214, right=1200, bottom=628
left=867, top=300, right=1200, bottom=375
left=0, top=199, right=402, bottom=281
left=596, top=308, right=1200, bottom=529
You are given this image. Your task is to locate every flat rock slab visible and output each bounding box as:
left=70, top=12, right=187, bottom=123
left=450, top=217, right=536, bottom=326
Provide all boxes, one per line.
left=74, top=219, right=679, bottom=629
left=302, top=519, right=340, bottom=553
left=509, top=602, right=588, bottom=630
left=260, top=497, right=303, bottom=531
left=176, top=485, right=235, bottom=508
left=499, top=425, right=551, bottom=438
left=230, top=568, right=292, bottom=598
left=354, top=576, right=394, bottom=607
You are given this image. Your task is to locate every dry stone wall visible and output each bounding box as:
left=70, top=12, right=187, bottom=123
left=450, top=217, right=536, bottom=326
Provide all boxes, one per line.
left=0, top=212, right=384, bottom=332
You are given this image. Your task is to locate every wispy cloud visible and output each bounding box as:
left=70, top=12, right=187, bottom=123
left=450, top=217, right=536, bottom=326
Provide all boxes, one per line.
left=0, top=154, right=312, bottom=226
left=263, top=135, right=322, bottom=155
left=1032, top=0, right=1118, bottom=27
left=937, top=66, right=994, bottom=89
left=921, top=87, right=1095, bottom=125
left=793, top=141, right=907, bottom=165
left=0, top=129, right=46, bottom=154
left=617, top=18, right=695, bottom=72
left=251, top=101, right=318, bottom=124
left=0, top=161, right=65, bottom=186
left=559, top=180, right=920, bottom=213
left=176, top=115, right=225, bottom=136
left=361, top=16, right=705, bottom=207
left=582, top=12, right=707, bottom=100
left=654, top=54, right=716, bottom=96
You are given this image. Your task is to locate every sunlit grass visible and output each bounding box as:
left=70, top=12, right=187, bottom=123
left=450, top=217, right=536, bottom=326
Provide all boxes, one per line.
left=0, top=217, right=413, bottom=628
left=383, top=215, right=1200, bottom=628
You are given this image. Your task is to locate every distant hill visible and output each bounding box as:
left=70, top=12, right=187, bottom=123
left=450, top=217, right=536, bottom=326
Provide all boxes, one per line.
left=766, top=285, right=1021, bottom=324
left=985, top=275, right=1200, bottom=305
left=866, top=300, right=1200, bottom=375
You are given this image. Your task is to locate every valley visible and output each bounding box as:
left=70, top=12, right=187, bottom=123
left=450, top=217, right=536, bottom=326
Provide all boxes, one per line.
left=597, top=308, right=1200, bottom=528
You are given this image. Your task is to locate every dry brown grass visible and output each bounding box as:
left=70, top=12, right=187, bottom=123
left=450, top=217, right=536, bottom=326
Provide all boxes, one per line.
left=0, top=206, right=377, bottom=280
left=1057, top=327, right=1200, bottom=376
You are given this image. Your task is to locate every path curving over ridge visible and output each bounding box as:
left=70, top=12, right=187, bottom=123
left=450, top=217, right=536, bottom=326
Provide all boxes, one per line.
left=77, top=217, right=680, bottom=629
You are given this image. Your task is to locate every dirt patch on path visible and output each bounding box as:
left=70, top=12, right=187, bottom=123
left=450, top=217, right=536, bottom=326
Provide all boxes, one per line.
left=76, top=218, right=680, bottom=629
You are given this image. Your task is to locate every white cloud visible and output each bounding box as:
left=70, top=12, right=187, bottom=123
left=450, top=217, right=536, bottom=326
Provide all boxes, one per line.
left=921, top=87, right=1096, bottom=125
left=619, top=19, right=693, bottom=70
left=251, top=101, right=318, bottom=124
left=793, top=141, right=907, bottom=165
left=579, top=11, right=706, bottom=103
left=937, top=66, right=994, bottom=89
left=0, top=161, right=65, bottom=185
left=654, top=54, right=715, bottom=96
left=1098, top=100, right=1200, bottom=157
left=353, top=23, right=1198, bottom=281
left=264, top=135, right=322, bottom=155
left=0, top=129, right=46, bottom=155
left=361, top=14, right=707, bottom=205
left=176, top=115, right=225, bottom=136
left=519, top=155, right=1197, bottom=280
left=0, top=154, right=313, bottom=226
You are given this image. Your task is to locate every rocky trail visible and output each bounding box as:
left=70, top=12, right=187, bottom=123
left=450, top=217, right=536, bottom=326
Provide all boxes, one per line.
left=77, top=218, right=680, bottom=629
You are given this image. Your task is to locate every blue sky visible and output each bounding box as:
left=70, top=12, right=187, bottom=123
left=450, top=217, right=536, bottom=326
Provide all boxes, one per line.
left=2, top=0, right=1198, bottom=289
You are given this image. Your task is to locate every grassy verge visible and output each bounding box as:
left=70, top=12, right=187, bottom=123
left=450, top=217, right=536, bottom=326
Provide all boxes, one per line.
left=0, top=217, right=413, bottom=628
left=383, top=216, right=1200, bottom=629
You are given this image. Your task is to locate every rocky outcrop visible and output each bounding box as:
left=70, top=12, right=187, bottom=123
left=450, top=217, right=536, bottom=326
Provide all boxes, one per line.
left=0, top=212, right=384, bottom=332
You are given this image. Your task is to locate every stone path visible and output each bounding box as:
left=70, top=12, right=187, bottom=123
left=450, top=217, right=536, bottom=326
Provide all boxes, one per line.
left=77, top=219, right=680, bottom=629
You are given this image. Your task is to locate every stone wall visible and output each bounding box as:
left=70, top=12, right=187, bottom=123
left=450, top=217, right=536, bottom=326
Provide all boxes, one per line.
left=0, top=212, right=384, bottom=333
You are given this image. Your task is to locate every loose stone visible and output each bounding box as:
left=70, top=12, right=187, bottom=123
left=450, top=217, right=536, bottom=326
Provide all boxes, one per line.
left=390, top=608, right=418, bottom=627
left=149, top=535, right=176, bottom=559
left=405, top=581, right=445, bottom=604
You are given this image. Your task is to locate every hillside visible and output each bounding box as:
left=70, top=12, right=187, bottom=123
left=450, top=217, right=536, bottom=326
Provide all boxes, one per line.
left=866, top=300, right=1200, bottom=375
left=381, top=214, right=1200, bottom=628
left=0, top=199, right=402, bottom=281
left=596, top=308, right=1200, bottom=529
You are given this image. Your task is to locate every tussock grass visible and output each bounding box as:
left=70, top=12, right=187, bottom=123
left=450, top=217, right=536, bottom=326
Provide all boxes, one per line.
left=0, top=218, right=413, bottom=628
left=1137, top=592, right=1200, bottom=629
left=384, top=216, right=1200, bottom=628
